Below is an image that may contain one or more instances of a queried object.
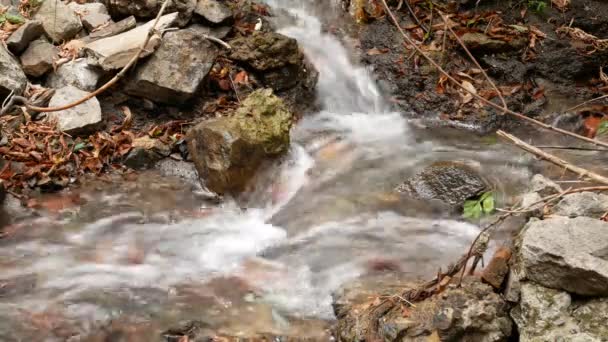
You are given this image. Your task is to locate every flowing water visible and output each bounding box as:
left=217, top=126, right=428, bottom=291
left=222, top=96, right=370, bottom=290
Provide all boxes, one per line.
left=1, top=1, right=539, bottom=340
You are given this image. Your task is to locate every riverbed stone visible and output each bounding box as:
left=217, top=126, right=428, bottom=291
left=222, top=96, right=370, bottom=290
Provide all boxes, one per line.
left=6, top=20, right=44, bottom=54
left=230, top=31, right=303, bottom=71
left=461, top=32, right=526, bottom=55
left=46, top=58, right=102, bottom=92
left=194, top=0, right=233, bottom=24
left=0, top=44, right=28, bottom=100
left=529, top=174, right=563, bottom=197
left=481, top=246, right=512, bottom=289
left=395, top=161, right=487, bottom=210
left=20, top=37, right=57, bottom=77
left=123, top=136, right=171, bottom=170
left=68, top=2, right=112, bottom=32
left=47, top=85, right=103, bottom=135
left=552, top=192, right=608, bottom=218
left=187, top=89, right=293, bottom=194
left=84, top=12, right=178, bottom=70
left=33, top=0, right=83, bottom=43
left=104, top=0, right=196, bottom=27
left=519, top=216, right=608, bottom=296
left=125, top=26, right=219, bottom=104
left=86, top=15, right=136, bottom=42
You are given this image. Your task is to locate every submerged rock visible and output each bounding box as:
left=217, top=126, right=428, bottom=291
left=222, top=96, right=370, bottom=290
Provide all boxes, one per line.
left=20, top=37, right=57, bottom=77
left=45, top=58, right=103, bottom=92
left=511, top=282, right=608, bottom=341
left=125, top=25, right=219, bottom=104
left=395, top=161, right=487, bottom=211
left=187, top=89, right=293, bottom=194
left=47, top=85, right=103, bottom=135
left=0, top=44, right=28, bottom=100
left=6, top=20, right=44, bottom=54
left=518, top=216, right=608, bottom=296
left=84, top=12, right=178, bottom=70
left=33, top=0, right=83, bottom=43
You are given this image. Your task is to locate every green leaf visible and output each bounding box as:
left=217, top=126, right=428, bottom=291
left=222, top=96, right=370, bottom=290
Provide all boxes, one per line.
left=598, top=120, right=608, bottom=136
left=482, top=194, right=495, bottom=214
left=0, top=15, right=6, bottom=25
left=73, top=142, right=87, bottom=152
left=463, top=201, right=483, bottom=219
left=5, top=13, right=25, bottom=25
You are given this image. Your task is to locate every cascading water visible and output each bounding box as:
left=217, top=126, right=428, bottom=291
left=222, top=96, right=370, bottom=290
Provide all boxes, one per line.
left=0, top=1, right=535, bottom=340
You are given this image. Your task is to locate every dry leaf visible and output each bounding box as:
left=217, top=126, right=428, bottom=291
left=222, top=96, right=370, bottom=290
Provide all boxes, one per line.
left=460, top=80, right=477, bottom=104
left=551, top=0, right=570, bottom=12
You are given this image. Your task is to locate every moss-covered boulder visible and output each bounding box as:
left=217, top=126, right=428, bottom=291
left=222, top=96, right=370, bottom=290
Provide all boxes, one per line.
left=187, top=89, right=293, bottom=195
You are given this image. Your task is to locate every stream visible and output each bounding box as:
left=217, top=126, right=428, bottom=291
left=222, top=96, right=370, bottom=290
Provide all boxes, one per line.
left=0, top=1, right=540, bottom=340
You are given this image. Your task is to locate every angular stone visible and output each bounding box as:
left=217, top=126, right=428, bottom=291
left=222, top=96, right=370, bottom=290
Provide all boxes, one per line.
left=187, top=89, right=292, bottom=194
left=553, top=192, right=608, bottom=218
left=529, top=174, right=563, bottom=197
left=47, top=85, right=103, bottom=135
left=0, top=44, right=28, bottom=100
left=481, top=246, right=512, bottom=289
left=104, top=0, right=196, bottom=27
left=519, top=217, right=608, bottom=296
left=20, top=37, right=57, bottom=77
left=125, top=26, right=219, bottom=104
left=33, top=0, right=83, bottom=43
left=46, top=58, right=102, bottom=91
left=520, top=191, right=544, bottom=218
left=194, top=0, right=233, bottom=24
left=229, top=31, right=303, bottom=71
left=395, top=161, right=487, bottom=210
left=86, top=16, right=136, bottom=42
left=84, top=12, right=178, bottom=70
left=68, top=2, right=112, bottom=32
left=6, top=20, right=44, bottom=54
left=123, top=136, right=171, bottom=170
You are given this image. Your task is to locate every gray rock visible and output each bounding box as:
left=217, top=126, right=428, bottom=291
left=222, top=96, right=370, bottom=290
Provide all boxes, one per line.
left=68, top=2, right=111, bottom=32
left=189, top=23, right=231, bottom=39
left=46, top=85, right=103, bottom=135
left=46, top=58, right=102, bottom=91
left=553, top=192, right=608, bottom=218
left=6, top=20, right=45, bottom=54
left=86, top=15, right=136, bottom=42
left=20, top=37, right=57, bottom=77
left=125, top=26, right=218, bottom=104
left=511, top=282, right=608, bottom=342
left=187, top=89, right=292, bottom=194
left=529, top=174, right=563, bottom=197
left=194, top=0, right=232, bottom=24
left=84, top=12, right=178, bottom=70
left=520, top=191, right=543, bottom=218
left=104, top=0, right=196, bottom=27
left=519, top=217, right=608, bottom=296
left=0, top=44, right=28, bottom=100
left=229, top=31, right=303, bottom=71
left=123, top=136, right=171, bottom=170
left=33, top=0, right=83, bottom=43
left=395, top=161, right=487, bottom=210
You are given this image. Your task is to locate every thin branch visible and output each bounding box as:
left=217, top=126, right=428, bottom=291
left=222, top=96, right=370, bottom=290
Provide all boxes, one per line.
left=202, top=34, right=232, bottom=49
left=497, top=130, right=608, bottom=185
left=1, top=0, right=173, bottom=116
left=403, top=0, right=430, bottom=34
left=563, top=94, right=608, bottom=113
left=378, top=0, right=608, bottom=149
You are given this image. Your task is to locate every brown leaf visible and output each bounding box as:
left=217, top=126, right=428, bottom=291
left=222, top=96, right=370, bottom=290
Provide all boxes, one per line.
left=233, top=71, right=249, bottom=85
left=366, top=47, right=389, bottom=56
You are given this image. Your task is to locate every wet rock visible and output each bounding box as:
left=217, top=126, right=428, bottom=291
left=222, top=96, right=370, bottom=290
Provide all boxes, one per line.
left=46, top=58, right=103, bottom=92
left=33, top=0, right=83, bottom=43
left=461, top=32, right=526, bottom=55
left=68, top=2, right=112, bottom=32
left=86, top=15, right=136, bottom=42
left=19, top=37, right=57, bottom=77
left=157, top=159, right=202, bottom=189
left=395, top=161, right=487, bottom=210
left=194, top=0, right=233, bottom=24
left=552, top=192, right=608, bottom=218
left=47, top=85, right=103, bottom=135
left=84, top=12, right=178, bottom=70
left=187, top=89, right=293, bottom=194
left=481, top=55, right=527, bottom=84
left=481, top=246, right=512, bottom=289
left=230, top=31, right=303, bottom=71
left=124, top=136, right=171, bottom=170
left=511, top=282, right=608, bottom=342
left=334, top=277, right=512, bottom=342
left=104, top=0, right=197, bottom=27
left=519, top=217, right=608, bottom=296
left=0, top=44, right=28, bottom=100
left=0, top=179, right=5, bottom=205
left=529, top=174, right=562, bottom=197
left=125, top=25, right=219, bottom=104
left=6, top=20, right=44, bottom=54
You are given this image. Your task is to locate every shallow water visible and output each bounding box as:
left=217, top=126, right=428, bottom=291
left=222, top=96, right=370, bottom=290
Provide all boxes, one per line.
left=0, top=1, right=540, bottom=340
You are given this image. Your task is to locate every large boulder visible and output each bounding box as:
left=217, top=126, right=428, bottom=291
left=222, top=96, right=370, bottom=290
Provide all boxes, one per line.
left=103, top=0, right=196, bottom=27
left=6, top=20, right=44, bottom=54
left=0, top=44, right=28, bottom=100
left=33, top=0, right=83, bottom=43
left=45, top=58, right=103, bottom=92
left=125, top=25, right=219, bottom=104
left=518, top=217, right=608, bottom=296
left=84, top=12, right=178, bottom=70
left=46, top=85, right=103, bottom=135
left=19, top=37, right=57, bottom=77
left=395, top=161, right=487, bottom=211
left=511, top=282, right=608, bottom=341
left=187, top=89, right=293, bottom=194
